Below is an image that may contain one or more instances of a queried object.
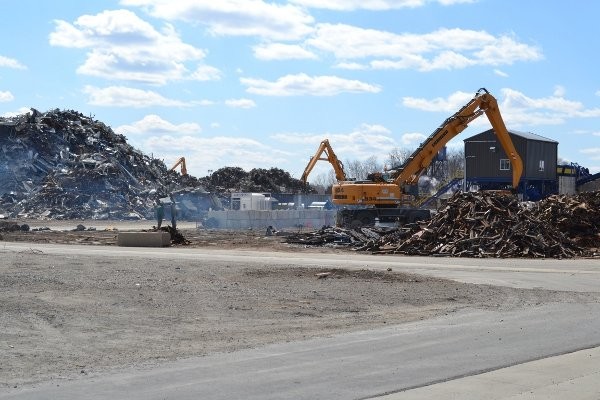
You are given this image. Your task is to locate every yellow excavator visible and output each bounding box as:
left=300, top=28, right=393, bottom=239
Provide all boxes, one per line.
left=301, top=88, right=524, bottom=227
left=169, top=157, right=188, bottom=176
left=300, top=139, right=347, bottom=183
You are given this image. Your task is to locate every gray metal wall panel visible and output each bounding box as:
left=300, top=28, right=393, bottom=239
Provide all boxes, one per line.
left=465, top=129, right=557, bottom=181
left=465, top=130, right=521, bottom=179
left=524, top=141, right=557, bottom=180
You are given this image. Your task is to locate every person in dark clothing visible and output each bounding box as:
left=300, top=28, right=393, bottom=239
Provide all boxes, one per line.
left=155, top=201, right=164, bottom=229
left=169, top=195, right=177, bottom=230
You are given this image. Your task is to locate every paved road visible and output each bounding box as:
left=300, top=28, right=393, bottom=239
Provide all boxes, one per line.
left=2, top=242, right=600, bottom=399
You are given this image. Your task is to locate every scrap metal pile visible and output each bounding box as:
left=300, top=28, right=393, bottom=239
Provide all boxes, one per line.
left=285, top=191, right=600, bottom=258
left=0, top=109, right=312, bottom=220
left=0, top=108, right=196, bottom=220
left=198, top=166, right=313, bottom=196
left=0, top=109, right=306, bottom=219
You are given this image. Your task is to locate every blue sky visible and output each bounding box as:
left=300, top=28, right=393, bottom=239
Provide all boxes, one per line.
left=1, top=0, right=599, bottom=181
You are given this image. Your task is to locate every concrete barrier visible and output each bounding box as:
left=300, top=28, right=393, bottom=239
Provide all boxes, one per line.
left=205, top=209, right=337, bottom=230
left=117, top=231, right=171, bottom=247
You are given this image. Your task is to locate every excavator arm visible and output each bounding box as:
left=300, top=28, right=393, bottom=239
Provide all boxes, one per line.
left=169, top=157, right=187, bottom=176
left=300, top=139, right=347, bottom=184
left=393, top=88, right=523, bottom=189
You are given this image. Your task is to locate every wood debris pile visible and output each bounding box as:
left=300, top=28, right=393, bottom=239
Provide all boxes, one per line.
left=533, top=191, right=600, bottom=249
left=285, top=191, right=599, bottom=258
left=371, top=191, right=583, bottom=258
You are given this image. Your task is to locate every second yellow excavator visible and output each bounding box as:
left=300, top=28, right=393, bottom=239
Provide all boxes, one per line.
left=169, top=157, right=188, bottom=176
left=301, top=88, right=524, bottom=227
left=300, top=139, right=347, bottom=183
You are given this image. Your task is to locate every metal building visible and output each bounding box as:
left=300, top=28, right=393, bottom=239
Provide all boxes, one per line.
left=464, top=129, right=558, bottom=200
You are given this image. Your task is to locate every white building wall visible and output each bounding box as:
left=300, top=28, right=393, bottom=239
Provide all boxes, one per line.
left=558, top=176, right=576, bottom=195
left=206, top=209, right=337, bottom=230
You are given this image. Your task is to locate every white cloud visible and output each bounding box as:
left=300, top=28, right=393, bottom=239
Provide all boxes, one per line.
left=474, top=36, right=542, bottom=66
left=290, top=0, right=475, bottom=10
left=0, top=56, right=26, bottom=70
left=403, top=87, right=600, bottom=127
left=500, top=88, right=600, bottom=119
left=437, top=0, right=476, bottom=4
left=305, top=24, right=542, bottom=71
left=83, top=85, right=191, bottom=107
left=334, top=62, right=368, bottom=70
left=196, top=99, right=216, bottom=106
left=272, top=124, right=396, bottom=160
left=571, top=130, right=588, bottom=135
left=1, top=107, right=31, bottom=117
left=580, top=147, right=600, bottom=161
left=190, top=65, right=223, bottom=81
left=553, top=85, right=566, bottom=97
left=445, top=138, right=465, bottom=150
left=140, top=135, right=290, bottom=175
left=494, top=69, right=509, bottom=77
left=253, top=43, right=317, bottom=61
left=115, top=114, right=201, bottom=136
left=0, top=91, right=15, bottom=102
left=225, top=98, right=257, bottom=109
left=241, top=73, right=381, bottom=96
left=50, top=9, right=217, bottom=85
left=401, top=132, right=426, bottom=146
left=290, top=0, right=424, bottom=11
left=402, top=90, right=474, bottom=112
left=121, top=0, right=314, bottom=40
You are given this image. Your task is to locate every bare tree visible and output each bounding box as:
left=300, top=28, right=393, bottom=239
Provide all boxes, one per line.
left=447, top=148, right=464, bottom=179
left=386, top=147, right=414, bottom=169
left=310, top=171, right=336, bottom=194
left=344, top=159, right=365, bottom=180
left=343, top=156, right=384, bottom=180
left=363, top=155, right=383, bottom=175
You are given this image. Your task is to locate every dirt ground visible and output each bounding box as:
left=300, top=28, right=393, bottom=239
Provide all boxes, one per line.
left=1, top=220, right=599, bottom=389
left=0, top=220, right=327, bottom=252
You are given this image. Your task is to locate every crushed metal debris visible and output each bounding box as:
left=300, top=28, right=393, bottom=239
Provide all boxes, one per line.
left=0, top=108, right=309, bottom=221
left=0, top=108, right=196, bottom=220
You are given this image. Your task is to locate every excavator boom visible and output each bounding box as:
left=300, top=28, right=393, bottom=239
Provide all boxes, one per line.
left=169, top=157, right=187, bottom=176
left=392, top=88, right=523, bottom=189
left=300, top=139, right=346, bottom=184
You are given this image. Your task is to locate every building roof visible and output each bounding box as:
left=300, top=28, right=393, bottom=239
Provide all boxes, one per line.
left=508, top=129, right=558, bottom=143
left=464, top=129, right=558, bottom=144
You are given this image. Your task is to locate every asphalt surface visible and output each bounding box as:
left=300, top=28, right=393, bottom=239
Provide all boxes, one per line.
left=4, top=303, right=600, bottom=400
left=2, top=242, right=599, bottom=399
